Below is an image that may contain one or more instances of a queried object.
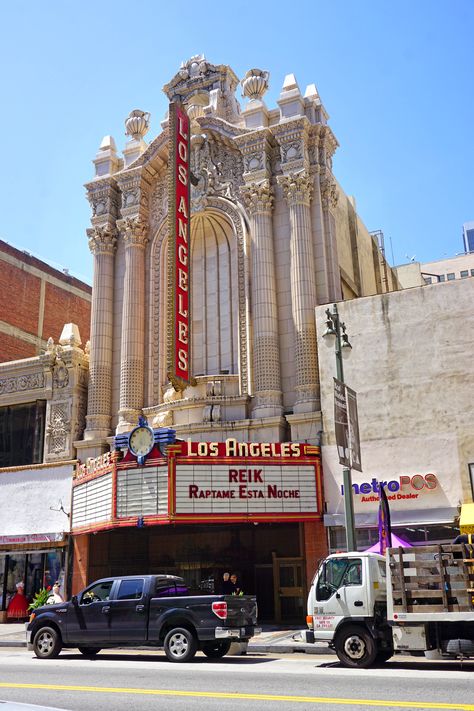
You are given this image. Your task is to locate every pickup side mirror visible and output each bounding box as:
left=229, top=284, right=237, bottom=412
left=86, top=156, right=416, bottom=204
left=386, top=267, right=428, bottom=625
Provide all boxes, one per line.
left=71, top=595, right=78, bottom=606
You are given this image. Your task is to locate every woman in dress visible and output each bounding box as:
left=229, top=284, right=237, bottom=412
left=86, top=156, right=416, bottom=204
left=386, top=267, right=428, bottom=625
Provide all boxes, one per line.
left=7, top=581, right=29, bottom=620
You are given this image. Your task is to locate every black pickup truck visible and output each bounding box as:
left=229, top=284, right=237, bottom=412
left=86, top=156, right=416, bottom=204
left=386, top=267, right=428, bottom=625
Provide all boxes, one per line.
left=26, top=574, right=258, bottom=662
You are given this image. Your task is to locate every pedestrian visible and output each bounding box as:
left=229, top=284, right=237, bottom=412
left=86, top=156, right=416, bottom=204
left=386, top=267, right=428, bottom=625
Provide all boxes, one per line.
left=230, top=573, right=242, bottom=595
left=221, top=572, right=234, bottom=594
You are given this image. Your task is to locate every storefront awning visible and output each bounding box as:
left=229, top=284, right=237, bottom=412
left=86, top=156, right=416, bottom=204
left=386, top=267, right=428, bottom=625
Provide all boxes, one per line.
left=324, top=506, right=458, bottom=528
left=459, top=503, right=474, bottom=534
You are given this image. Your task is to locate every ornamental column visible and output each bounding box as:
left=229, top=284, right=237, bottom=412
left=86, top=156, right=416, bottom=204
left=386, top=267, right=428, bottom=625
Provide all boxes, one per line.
left=278, top=171, right=320, bottom=413
left=117, top=217, right=149, bottom=432
left=84, top=188, right=117, bottom=440
left=242, top=181, right=283, bottom=418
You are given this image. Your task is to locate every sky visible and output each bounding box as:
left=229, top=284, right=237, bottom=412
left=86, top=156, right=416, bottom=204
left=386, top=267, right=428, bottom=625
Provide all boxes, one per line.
left=1, top=0, right=472, bottom=285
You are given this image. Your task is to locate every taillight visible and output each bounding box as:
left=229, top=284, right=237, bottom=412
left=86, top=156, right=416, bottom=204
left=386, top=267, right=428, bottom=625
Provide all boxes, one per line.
left=306, top=614, right=313, bottom=629
left=212, top=601, right=227, bottom=620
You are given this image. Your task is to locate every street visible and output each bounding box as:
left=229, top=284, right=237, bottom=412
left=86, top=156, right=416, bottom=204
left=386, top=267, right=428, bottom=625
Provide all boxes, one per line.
left=0, top=647, right=473, bottom=711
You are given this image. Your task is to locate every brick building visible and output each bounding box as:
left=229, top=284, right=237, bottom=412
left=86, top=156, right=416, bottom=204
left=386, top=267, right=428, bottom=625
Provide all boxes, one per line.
left=0, top=239, right=91, bottom=362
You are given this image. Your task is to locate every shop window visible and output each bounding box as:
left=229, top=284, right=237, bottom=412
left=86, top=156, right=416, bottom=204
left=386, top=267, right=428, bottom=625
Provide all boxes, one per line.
left=447, top=272, right=455, bottom=281
left=460, top=270, right=469, bottom=278
left=0, top=400, right=46, bottom=467
left=117, top=579, right=144, bottom=600
left=439, top=274, right=445, bottom=282
left=471, top=269, right=474, bottom=277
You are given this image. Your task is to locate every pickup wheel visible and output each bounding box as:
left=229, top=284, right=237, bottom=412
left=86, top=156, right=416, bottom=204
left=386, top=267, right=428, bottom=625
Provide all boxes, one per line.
left=33, top=626, right=62, bottom=659
left=78, top=647, right=101, bottom=657
left=201, top=640, right=232, bottom=659
left=164, top=627, right=198, bottom=663
left=335, top=625, right=377, bottom=668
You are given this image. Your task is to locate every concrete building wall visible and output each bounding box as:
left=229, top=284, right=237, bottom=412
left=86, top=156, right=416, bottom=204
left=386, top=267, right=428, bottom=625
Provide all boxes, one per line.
left=316, top=278, right=474, bottom=530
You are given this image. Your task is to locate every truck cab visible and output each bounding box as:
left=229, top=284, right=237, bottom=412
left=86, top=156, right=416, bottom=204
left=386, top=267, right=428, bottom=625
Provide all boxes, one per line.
left=305, top=552, right=392, bottom=667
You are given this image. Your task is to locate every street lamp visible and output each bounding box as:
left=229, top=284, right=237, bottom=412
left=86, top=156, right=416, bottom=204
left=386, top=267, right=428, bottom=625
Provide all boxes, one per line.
left=323, top=303, right=357, bottom=552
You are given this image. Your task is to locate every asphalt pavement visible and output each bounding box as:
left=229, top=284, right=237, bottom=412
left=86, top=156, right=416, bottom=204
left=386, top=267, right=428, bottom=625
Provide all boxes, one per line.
left=0, top=622, right=331, bottom=655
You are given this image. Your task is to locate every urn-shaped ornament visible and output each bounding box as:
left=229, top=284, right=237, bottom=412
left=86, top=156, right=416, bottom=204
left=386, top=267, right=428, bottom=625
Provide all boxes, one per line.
left=241, top=68, right=270, bottom=101
left=125, top=109, right=151, bottom=140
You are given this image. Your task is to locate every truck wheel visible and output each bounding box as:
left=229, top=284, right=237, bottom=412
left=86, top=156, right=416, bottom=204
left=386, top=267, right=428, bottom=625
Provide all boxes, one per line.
left=78, top=647, right=101, bottom=657
left=335, top=625, right=377, bottom=668
left=201, top=640, right=231, bottom=659
left=33, top=626, right=62, bottom=659
left=164, top=627, right=197, bottom=663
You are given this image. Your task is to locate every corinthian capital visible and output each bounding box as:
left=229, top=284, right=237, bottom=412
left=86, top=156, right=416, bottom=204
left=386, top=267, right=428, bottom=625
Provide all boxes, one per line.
left=87, top=225, right=117, bottom=256
left=241, top=180, right=273, bottom=216
left=117, top=217, right=149, bottom=248
left=278, top=171, right=313, bottom=206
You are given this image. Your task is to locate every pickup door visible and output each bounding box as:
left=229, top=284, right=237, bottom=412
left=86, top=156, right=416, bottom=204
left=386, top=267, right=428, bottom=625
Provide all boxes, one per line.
left=108, top=578, right=148, bottom=643
left=66, top=579, right=115, bottom=644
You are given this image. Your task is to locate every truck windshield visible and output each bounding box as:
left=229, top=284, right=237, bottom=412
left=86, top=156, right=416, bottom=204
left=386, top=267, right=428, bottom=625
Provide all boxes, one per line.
left=316, top=558, right=362, bottom=601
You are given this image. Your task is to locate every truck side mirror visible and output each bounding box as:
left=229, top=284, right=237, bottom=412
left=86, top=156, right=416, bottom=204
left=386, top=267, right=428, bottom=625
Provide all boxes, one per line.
left=71, top=595, right=78, bottom=606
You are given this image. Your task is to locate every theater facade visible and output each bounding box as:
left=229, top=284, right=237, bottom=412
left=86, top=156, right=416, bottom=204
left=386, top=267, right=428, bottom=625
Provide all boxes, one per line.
left=73, top=56, right=400, bottom=622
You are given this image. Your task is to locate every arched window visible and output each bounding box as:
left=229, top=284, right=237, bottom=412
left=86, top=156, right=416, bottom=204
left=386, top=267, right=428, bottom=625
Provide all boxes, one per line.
left=191, top=211, right=238, bottom=376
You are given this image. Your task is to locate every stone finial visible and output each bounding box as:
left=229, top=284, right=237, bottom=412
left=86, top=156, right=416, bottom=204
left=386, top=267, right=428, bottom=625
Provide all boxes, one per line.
left=304, top=84, right=320, bottom=100
left=93, top=135, right=119, bottom=178
left=59, top=323, right=82, bottom=348
left=278, top=73, right=304, bottom=120
left=125, top=109, right=151, bottom=140
left=241, top=68, right=270, bottom=101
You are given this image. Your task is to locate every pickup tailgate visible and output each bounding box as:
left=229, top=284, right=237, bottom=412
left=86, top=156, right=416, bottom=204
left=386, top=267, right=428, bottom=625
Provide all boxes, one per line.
left=224, top=595, right=257, bottom=627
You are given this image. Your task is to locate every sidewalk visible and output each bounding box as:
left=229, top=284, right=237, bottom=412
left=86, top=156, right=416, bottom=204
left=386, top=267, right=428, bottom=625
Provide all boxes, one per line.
left=0, top=623, right=332, bottom=655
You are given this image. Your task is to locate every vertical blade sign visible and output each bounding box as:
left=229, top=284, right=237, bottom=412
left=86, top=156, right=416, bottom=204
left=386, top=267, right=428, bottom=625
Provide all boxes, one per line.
left=167, top=102, right=192, bottom=391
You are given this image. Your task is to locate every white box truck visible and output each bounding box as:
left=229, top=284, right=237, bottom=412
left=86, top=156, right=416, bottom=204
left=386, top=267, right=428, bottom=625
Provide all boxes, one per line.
left=305, top=544, right=474, bottom=667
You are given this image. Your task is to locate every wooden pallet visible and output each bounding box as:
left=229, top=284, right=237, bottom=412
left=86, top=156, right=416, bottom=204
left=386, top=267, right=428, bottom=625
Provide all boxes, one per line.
left=388, top=544, right=474, bottom=613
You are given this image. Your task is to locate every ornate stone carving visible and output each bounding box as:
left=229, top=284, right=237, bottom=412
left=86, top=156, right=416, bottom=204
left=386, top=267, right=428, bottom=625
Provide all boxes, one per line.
left=190, top=135, right=243, bottom=209
left=46, top=402, right=70, bottom=456
left=118, top=217, right=149, bottom=248
left=241, top=68, right=270, bottom=101
left=150, top=177, right=168, bottom=230
left=52, top=357, right=69, bottom=389
left=85, top=413, right=111, bottom=433
left=125, top=109, right=150, bottom=140
left=244, top=152, right=264, bottom=173
left=278, top=171, right=313, bottom=206
left=163, top=55, right=241, bottom=124
left=73, top=391, right=87, bottom=440
left=252, top=390, right=283, bottom=410
left=320, top=177, right=339, bottom=210
left=87, top=225, right=117, bottom=256
left=280, top=140, right=303, bottom=164
left=86, top=179, right=120, bottom=222
left=0, top=372, right=45, bottom=394
left=241, top=181, right=273, bottom=215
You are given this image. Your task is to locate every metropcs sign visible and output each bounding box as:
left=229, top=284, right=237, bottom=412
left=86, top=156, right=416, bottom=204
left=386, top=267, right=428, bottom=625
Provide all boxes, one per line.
left=340, top=473, right=439, bottom=503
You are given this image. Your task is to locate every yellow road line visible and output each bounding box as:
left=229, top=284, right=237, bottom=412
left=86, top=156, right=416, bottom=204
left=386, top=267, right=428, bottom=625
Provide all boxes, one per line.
left=0, top=683, right=472, bottom=710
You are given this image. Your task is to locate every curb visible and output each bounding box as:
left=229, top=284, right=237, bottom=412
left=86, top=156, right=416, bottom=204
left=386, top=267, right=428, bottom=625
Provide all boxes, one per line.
left=249, top=644, right=334, bottom=655
left=0, top=639, right=334, bottom=654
